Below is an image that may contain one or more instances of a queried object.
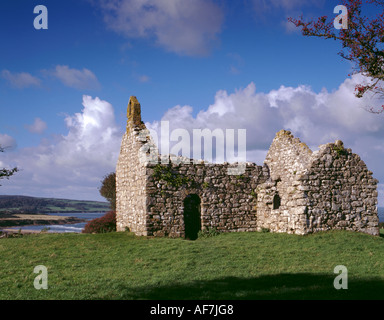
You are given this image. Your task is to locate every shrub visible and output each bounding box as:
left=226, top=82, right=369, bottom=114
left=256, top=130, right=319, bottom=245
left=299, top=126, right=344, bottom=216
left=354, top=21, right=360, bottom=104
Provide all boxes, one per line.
left=99, top=173, right=116, bottom=211
left=82, top=211, right=116, bottom=234
left=198, top=227, right=221, bottom=238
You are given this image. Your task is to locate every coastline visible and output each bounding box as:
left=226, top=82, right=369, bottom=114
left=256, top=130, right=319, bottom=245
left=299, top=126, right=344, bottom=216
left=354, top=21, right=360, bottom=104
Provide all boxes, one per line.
left=0, top=214, right=87, bottom=229
left=0, top=212, right=108, bottom=235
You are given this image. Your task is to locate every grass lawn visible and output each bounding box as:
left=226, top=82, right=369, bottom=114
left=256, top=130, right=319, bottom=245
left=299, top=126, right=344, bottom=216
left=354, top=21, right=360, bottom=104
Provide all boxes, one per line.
left=0, top=230, right=384, bottom=300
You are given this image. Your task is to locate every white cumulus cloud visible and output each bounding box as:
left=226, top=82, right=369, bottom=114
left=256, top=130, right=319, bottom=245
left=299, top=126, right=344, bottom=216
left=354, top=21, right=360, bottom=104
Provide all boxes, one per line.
left=2, top=75, right=384, bottom=205
left=147, top=74, right=384, bottom=206
left=0, top=96, right=122, bottom=200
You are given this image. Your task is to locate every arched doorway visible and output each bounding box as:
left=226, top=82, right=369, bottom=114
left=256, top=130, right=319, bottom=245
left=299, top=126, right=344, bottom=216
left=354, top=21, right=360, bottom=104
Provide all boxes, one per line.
left=183, top=194, right=201, bottom=240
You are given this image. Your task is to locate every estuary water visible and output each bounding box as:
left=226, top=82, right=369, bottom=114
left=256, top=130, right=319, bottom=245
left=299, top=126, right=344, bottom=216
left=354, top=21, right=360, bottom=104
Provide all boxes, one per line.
left=4, top=209, right=384, bottom=234
left=4, top=212, right=105, bottom=233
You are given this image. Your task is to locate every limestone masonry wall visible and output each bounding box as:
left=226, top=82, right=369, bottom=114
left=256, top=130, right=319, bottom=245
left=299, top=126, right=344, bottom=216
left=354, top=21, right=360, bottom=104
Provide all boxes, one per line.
left=302, top=141, right=379, bottom=236
left=116, top=97, right=380, bottom=238
left=145, top=160, right=269, bottom=237
left=257, top=130, right=313, bottom=235
left=116, top=97, right=149, bottom=235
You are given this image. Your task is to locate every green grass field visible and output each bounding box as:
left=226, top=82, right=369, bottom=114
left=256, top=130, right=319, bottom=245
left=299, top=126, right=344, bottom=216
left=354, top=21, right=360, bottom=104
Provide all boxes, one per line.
left=1, top=230, right=384, bottom=300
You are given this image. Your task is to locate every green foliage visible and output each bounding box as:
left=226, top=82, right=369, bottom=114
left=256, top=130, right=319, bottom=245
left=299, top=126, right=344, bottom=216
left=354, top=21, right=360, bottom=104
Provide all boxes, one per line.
left=153, top=165, right=193, bottom=189
left=99, top=172, right=116, bottom=211
left=198, top=227, right=221, bottom=238
left=333, top=145, right=348, bottom=158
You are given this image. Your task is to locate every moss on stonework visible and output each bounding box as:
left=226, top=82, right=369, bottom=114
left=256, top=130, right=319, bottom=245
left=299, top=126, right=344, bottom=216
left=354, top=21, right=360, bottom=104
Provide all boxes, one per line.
left=153, top=164, right=193, bottom=189
left=333, top=145, right=348, bottom=158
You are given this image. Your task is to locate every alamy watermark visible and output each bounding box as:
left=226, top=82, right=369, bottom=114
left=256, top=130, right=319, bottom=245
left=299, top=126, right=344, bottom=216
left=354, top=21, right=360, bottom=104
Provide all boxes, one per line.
left=33, top=265, right=48, bottom=290
left=137, top=121, right=247, bottom=175
left=333, top=265, right=348, bottom=290
left=334, top=5, right=348, bottom=30
left=33, top=5, right=48, bottom=30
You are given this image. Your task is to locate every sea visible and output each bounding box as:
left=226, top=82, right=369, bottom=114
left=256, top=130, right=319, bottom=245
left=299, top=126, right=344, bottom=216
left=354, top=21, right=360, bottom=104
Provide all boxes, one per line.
left=3, top=208, right=384, bottom=234
left=4, top=212, right=105, bottom=234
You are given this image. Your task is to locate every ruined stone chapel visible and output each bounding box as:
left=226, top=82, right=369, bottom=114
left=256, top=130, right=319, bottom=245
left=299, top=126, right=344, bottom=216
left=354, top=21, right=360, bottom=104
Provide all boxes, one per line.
left=116, top=97, right=380, bottom=239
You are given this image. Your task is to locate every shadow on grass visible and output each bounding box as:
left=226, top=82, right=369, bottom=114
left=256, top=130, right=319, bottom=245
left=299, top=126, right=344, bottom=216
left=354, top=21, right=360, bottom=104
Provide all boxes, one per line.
left=120, top=273, right=384, bottom=300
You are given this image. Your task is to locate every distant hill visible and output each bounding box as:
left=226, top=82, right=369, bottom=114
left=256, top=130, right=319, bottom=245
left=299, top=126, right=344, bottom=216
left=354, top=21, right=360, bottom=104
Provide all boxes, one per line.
left=0, top=195, right=110, bottom=215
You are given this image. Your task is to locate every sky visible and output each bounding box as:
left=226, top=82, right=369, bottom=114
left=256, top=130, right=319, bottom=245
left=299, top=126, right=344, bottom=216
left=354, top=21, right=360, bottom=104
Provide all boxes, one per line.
left=0, top=0, right=383, bottom=205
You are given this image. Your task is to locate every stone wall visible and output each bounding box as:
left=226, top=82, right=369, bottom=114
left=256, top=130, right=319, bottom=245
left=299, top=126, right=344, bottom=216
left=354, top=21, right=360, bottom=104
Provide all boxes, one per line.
left=145, top=159, right=269, bottom=237
left=256, top=130, right=379, bottom=236
left=301, top=141, right=379, bottom=236
left=116, top=97, right=150, bottom=235
left=257, top=130, right=313, bottom=235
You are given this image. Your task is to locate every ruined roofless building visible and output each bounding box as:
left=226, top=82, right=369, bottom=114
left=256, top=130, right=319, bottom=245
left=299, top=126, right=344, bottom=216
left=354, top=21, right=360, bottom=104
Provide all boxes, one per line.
left=116, top=96, right=380, bottom=239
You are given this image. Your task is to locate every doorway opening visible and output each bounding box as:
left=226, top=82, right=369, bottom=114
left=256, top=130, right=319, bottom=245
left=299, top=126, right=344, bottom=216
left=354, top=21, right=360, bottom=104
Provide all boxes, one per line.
left=273, top=193, right=281, bottom=210
left=183, top=194, right=201, bottom=240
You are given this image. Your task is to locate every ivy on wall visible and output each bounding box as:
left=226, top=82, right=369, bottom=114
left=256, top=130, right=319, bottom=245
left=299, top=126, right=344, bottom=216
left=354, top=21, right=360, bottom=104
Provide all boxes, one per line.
left=153, top=164, right=194, bottom=189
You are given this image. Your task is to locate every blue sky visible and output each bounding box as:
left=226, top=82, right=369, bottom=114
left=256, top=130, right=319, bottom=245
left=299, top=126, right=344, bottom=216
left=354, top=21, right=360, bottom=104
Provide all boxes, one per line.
left=1, top=0, right=383, bottom=205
